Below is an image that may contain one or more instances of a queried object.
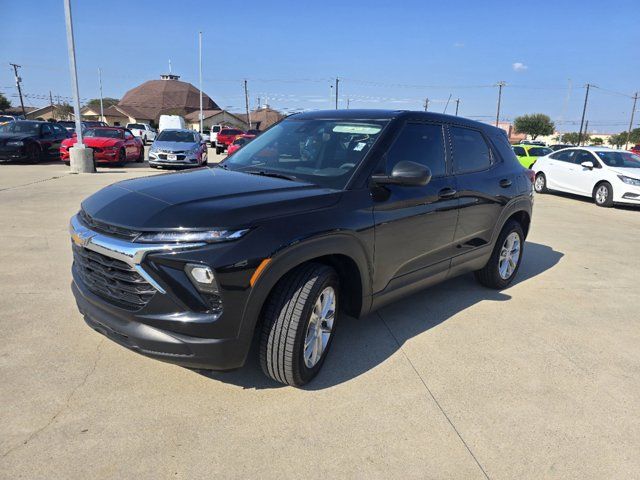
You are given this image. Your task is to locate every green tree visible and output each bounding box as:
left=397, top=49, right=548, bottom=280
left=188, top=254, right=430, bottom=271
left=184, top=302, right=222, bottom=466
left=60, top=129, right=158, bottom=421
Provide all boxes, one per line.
left=560, top=132, right=590, bottom=145
left=56, top=102, right=74, bottom=120
left=629, top=128, right=640, bottom=145
left=590, top=137, right=604, bottom=146
left=0, top=92, right=11, bottom=111
left=86, top=97, right=119, bottom=111
left=608, top=133, right=627, bottom=148
left=513, top=113, right=555, bottom=140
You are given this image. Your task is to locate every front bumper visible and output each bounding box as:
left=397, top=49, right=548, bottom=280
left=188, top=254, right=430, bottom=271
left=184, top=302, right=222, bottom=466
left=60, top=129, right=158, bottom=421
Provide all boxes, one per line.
left=149, top=151, right=200, bottom=166
left=0, top=145, right=27, bottom=161
left=614, top=182, right=640, bottom=204
left=61, top=147, right=120, bottom=163
left=69, top=214, right=257, bottom=370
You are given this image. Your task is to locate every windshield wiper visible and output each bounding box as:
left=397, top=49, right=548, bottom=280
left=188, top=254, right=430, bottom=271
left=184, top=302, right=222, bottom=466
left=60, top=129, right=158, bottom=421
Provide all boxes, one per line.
left=243, top=170, right=299, bottom=182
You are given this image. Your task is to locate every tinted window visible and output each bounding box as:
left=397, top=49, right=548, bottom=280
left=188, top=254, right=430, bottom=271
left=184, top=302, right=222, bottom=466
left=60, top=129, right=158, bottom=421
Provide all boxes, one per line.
left=513, top=146, right=526, bottom=156
left=574, top=150, right=596, bottom=165
left=491, top=134, right=519, bottom=164
left=386, top=123, right=446, bottom=177
left=85, top=128, right=123, bottom=139
left=596, top=151, right=640, bottom=168
left=221, top=129, right=242, bottom=136
left=450, top=126, right=492, bottom=173
left=528, top=147, right=552, bottom=157
left=127, top=124, right=146, bottom=130
left=156, top=130, right=197, bottom=142
left=52, top=124, right=66, bottom=135
left=41, top=124, right=53, bottom=136
left=550, top=150, right=576, bottom=162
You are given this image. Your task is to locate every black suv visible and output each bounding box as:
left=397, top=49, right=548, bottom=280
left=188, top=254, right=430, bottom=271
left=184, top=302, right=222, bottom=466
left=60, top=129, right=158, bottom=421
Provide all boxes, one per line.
left=70, top=110, right=533, bottom=386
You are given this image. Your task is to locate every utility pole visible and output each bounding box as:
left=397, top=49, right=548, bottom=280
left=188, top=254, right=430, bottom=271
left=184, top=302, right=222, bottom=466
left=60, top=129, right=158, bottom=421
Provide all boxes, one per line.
left=346, top=98, right=350, bottom=109
left=625, top=92, right=638, bottom=150
left=455, top=98, right=460, bottom=116
left=9, top=63, right=26, bottom=116
left=198, top=32, right=203, bottom=134
left=63, top=0, right=94, bottom=172
left=577, top=83, right=591, bottom=147
left=49, top=91, right=54, bottom=119
left=443, top=94, right=452, bottom=114
left=243, top=79, right=251, bottom=129
left=495, top=81, right=506, bottom=127
left=335, top=77, right=339, bottom=110
left=584, top=120, right=589, bottom=145
left=424, top=98, right=429, bottom=111
left=98, top=68, right=104, bottom=122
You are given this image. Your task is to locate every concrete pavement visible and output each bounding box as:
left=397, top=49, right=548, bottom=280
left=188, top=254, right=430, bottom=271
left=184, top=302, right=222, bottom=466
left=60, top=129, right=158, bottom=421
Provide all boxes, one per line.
left=1, top=160, right=639, bottom=479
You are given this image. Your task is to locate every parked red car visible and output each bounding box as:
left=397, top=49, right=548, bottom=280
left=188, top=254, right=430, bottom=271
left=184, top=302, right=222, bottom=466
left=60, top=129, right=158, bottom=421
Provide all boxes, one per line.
left=630, top=145, right=640, bottom=155
left=60, top=127, right=144, bottom=166
left=215, top=127, right=245, bottom=154
left=226, top=134, right=256, bottom=155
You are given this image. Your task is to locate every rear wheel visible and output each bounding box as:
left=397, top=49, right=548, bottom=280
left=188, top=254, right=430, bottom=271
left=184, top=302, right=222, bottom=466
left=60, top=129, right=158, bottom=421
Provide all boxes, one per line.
left=216, top=146, right=223, bottom=155
left=475, top=220, right=524, bottom=289
left=594, top=182, right=613, bottom=207
left=260, top=263, right=339, bottom=386
left=136, top=145, right=145, bottom=163
left=534, top=173, right=548, bottom=193
left=26, top=144, right=40, bottom=163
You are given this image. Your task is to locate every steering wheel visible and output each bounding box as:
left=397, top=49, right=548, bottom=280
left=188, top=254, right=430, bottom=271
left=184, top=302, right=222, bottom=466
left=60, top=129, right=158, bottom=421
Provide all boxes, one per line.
left=339, top=163, right=356, bottom=169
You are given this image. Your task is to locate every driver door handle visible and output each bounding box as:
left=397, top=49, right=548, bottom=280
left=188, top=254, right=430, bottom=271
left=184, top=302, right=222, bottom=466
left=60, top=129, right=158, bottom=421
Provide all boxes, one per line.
left=499, top=179, right=512, bottom=188
left=438, top=187, right=457, bottom=199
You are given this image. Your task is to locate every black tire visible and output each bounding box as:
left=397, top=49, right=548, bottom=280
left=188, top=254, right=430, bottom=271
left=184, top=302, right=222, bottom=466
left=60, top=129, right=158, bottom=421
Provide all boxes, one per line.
left=142, top=135, right=147, bottom=145
left=259, top=263, right=339, bottom=387
left=593, top=182, right=614, bottom=208
left=216, top=146, right=222, bottom=155
left=475, top=220, right=524, bottom=290
left=64, top=161, right=70, bottom=166
left=26, top=143, right=41, bottom=164
left=116, top=148, right=126, bottom=167
left=534, top=172, right=548, bottom=193
left=136, top=145, right=145, bottom=163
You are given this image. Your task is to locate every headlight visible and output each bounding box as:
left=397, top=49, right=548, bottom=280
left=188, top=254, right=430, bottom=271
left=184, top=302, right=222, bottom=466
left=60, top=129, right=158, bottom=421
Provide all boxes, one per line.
left=184, top=264, right=219, bottom=294
left=7, top=140, right=24, bottom=146
left=618, top=175, right=640, bottom=187
left=149, top=146, right=158, bottom=153
left=135, top=228, right=249, bottom=243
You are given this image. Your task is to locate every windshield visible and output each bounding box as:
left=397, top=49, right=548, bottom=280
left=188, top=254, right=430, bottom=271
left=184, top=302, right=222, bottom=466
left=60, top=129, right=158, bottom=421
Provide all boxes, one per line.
left=596, top=151, right=640, bottom=168
left=528, top=147, right=552, bottom=156
left=0, top=116, right=15, bottom=123
left=221, top=129, right=243, bottom=136
left=156, top=130, right=197, bottom=142
left=211, top=125, right=221, bottom=133
left=0, top=121, right=40, bottom=135
left=127, top=124, right=145, bottom=129
left=221, top=118, right=388, bottom=189
left=233, top=137, right=250, bottom=146
left=85, top=128, right=123, bottom=139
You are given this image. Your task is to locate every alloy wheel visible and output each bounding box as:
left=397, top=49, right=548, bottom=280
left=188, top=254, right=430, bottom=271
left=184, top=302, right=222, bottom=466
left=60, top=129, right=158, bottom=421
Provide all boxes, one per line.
left=595, top=185, right=608, bottom=204
left=534, top=175, right=545, bottom=192
left=498, top=232, right=521, bottom=280
left=303, top=286, right=336, bottom=368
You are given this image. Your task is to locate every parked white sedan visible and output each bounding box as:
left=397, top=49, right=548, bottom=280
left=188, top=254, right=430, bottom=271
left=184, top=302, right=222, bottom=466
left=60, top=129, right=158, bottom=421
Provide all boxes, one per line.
left=532, top=147, right=640, bottom=207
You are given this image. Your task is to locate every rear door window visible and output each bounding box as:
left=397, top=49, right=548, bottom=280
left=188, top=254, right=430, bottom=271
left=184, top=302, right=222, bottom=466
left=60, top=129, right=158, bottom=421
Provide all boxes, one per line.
left=513, top=146, right=526, bottom=156
left=450, top=126, right=492, bottom=173
left=386, top=123, right=446, bottom=177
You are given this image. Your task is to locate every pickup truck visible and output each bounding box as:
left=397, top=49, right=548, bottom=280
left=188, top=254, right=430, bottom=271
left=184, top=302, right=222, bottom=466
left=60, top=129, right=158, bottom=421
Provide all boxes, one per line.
left=215, top=127, right=244, bottom=154
left=126, top=123, right=157, bottom=145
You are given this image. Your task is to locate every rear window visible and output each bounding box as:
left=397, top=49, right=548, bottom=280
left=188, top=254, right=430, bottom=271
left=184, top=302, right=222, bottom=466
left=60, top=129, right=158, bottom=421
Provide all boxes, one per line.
left=513, top=146, right=526, bottom=156
left=450, top=126, right=492, bottom=173
left=528, top=147, right=552, bottom=157
left=221, top=129, right=242, bottom=136
left=127, top=124, right=146, bottom=130
left=211, top=125, right=221, bottom=133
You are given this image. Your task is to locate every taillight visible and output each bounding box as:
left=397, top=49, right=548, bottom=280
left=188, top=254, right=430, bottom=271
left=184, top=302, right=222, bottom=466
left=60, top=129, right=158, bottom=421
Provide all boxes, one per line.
left=526, top=169, right=535, bottom=183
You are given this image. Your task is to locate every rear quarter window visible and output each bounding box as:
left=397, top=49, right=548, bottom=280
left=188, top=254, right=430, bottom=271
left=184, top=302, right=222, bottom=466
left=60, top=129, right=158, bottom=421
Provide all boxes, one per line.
left=450, top=126, right=492, bottom=174
left=491, top=133, right=520, bottom=164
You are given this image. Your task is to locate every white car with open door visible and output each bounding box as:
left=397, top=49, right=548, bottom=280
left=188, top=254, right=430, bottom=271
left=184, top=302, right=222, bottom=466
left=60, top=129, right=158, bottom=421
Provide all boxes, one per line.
left=532, top=147, right=640, bottom=207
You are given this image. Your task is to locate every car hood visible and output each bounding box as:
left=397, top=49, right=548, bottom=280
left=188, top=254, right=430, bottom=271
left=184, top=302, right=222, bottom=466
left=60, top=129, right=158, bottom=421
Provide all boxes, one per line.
left=610, top=167, right=640, bottom=180
left=151, top=140, right=198, bottom=152
left=0, top=132, right=37, bottom=143
left=62, top=137, right=121, bottom=148
left=81, top=167, right=341, bottom=230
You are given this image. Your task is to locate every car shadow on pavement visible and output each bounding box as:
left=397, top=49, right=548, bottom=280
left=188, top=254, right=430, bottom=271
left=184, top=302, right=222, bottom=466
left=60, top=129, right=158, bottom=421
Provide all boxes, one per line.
left=198, top=242, right=564, bottom=390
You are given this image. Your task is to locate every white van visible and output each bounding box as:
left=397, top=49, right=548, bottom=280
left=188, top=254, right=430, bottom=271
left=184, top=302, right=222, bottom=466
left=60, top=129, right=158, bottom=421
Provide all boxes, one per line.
left=158, top=115, right=186, bottom=132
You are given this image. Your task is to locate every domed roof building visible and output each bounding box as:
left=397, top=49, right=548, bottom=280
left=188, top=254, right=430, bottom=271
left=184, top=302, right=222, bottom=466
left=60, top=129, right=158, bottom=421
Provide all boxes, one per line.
left=116, top=73, right=219, bottom=122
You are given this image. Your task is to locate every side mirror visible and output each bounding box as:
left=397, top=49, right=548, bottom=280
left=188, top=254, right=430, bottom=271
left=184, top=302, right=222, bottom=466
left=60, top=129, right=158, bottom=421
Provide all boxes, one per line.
left=371, top=160, right=432, bottom=187
left=581, top=161, right=594, bottom=169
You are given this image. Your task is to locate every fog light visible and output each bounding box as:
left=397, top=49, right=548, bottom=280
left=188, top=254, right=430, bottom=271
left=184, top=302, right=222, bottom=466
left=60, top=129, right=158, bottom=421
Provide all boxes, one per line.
left=185, top=264, right=219, bottom=294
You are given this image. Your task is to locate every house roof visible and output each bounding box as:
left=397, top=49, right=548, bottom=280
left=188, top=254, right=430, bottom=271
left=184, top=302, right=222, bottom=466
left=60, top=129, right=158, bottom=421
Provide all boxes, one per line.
left=118, top=78, right=218, bottom=120
left=184, top=109, right=248, bottom=124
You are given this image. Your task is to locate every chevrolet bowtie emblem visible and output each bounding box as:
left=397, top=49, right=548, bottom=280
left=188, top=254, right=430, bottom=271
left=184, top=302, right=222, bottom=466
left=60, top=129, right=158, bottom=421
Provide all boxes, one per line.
left=71, top=230, right=95, bottom=247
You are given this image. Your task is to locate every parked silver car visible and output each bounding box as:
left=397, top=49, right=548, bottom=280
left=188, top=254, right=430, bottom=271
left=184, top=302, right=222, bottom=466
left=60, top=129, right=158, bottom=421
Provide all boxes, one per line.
left=148, top=129, right=207, bottom=169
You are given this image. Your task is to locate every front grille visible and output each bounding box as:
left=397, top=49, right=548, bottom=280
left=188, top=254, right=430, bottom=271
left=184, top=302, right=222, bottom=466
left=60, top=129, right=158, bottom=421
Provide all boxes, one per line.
left=72, top=244, right=156, bottom=310
left=78, top=210, right=139, bottom=240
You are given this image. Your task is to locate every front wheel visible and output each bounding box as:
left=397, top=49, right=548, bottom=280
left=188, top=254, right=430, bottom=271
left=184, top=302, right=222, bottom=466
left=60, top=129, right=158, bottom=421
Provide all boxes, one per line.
left=534, top=173, right=548, bottom=193
left=26, top=144, right=41, bottom=164
left=136, top=145, right=145, bottom=163
left=260, top=263, right=339, bottom=387
left=475, top=220, right=524, bottom=289
left=594, top=182, right=614, bottom=207
left=216, top=146, right=223, bottom=155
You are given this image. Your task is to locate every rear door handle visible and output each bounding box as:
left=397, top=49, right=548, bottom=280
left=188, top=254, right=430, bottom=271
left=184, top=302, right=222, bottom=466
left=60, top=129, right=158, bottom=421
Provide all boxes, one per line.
left=499, top=179, right=512, bottom=188
left=438, top=187, right=457, bottom=199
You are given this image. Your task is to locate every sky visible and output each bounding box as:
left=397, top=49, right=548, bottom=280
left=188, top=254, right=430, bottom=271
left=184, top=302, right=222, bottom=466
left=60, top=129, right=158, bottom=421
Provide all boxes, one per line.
left=1, top=0, right=639, bottom=133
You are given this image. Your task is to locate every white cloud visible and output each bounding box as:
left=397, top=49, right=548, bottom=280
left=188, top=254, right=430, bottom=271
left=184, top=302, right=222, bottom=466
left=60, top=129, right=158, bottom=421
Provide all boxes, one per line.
left=512, top=62, right=528, bottom=72
left=453, top=42, right=465, bottom=48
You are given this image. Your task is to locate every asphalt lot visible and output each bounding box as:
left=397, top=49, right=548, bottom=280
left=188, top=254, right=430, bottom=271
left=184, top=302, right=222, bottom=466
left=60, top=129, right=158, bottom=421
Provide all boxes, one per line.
left=1, top=150, right=640, bottom=479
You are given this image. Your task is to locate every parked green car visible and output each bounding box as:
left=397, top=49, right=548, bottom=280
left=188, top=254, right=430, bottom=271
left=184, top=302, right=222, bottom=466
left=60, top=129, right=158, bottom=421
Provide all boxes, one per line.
left=512, top=144, right=553, bottom=168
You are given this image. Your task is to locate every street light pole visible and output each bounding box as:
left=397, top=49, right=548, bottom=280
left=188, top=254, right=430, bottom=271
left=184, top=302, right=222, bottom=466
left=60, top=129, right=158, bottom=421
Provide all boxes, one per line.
left=98, top=67, right=104, bottom=122
left=625, top=92, right=638, bottom=150
left=198, top=31, right=203, bottom=135
left=63, top=0, right=94, bottom=172
left=577, top=83, right=591, bottom=147
left=335, top=77, right=339, bottom=110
